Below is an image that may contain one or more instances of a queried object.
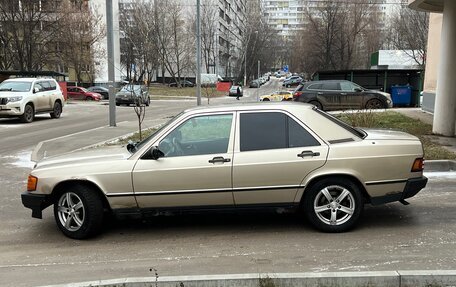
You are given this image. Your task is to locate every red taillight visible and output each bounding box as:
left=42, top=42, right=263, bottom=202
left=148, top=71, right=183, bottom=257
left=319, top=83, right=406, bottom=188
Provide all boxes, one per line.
left=27, top=175, right=38, bottom=191
left=411, top=158, right=424, bottom=172
left=293, top=92, right=300, bottom=99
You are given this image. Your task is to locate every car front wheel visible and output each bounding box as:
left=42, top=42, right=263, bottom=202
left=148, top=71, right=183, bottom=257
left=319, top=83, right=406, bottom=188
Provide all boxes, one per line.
left=303, top=177, right=363, bottom=232
left=20, top=104, right=34, bottom=123
left=54, top=185, right=104, bottom=239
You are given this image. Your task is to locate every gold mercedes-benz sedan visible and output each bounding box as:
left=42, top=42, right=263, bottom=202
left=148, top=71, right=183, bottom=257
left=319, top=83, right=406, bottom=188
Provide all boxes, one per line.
left=22, top=103, right=427, bottom=239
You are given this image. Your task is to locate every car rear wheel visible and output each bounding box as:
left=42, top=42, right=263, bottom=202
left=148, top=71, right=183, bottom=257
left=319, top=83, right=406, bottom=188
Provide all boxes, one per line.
left=303, top=177, right=363, bottom=233
left=308, top=100, right=323, bottom=110
left=20, top=104, right=34, bottom=123
left=50, top=101, right=62, bottom=119
left=365, top=98, right=385, bottom=109
left=86, top=96, right=93, bottom=101
left=54, top=185, right=104, bottom=239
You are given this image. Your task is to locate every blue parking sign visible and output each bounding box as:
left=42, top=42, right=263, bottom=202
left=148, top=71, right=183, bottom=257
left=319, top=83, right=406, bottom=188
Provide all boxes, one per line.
left=283, top=65, right=289, bottom=72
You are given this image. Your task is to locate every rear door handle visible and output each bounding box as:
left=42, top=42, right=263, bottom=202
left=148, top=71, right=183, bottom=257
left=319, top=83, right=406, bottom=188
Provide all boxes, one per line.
left=297, top=151, right=320, bottom=158
left=340, top=93, right=347, bottom=95
left=208, top=156, right=231, bottom=164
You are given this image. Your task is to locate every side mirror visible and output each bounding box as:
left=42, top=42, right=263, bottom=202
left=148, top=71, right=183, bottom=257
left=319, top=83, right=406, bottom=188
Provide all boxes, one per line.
left=150, top=146, right=164, bottom=160
left=33, top=87, right=40, bottom=93
left=354, top=88, right=363, bottom=92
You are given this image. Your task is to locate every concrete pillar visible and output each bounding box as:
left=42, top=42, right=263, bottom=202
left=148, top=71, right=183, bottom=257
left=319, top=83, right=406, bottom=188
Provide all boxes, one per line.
left=434, top=0, right=456, bottom=136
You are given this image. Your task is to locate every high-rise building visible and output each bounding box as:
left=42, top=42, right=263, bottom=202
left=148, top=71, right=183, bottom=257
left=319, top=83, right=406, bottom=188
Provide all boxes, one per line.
left=117, top=0, right=247, bottom=81
left=262, top=0, right=405, bottom=38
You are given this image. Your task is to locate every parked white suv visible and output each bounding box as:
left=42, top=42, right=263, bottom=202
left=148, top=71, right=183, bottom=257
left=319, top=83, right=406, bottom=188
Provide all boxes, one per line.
left=0, top=78, right=65, bottom=123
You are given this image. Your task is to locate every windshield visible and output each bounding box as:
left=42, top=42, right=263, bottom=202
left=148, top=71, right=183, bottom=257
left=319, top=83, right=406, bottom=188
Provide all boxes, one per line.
left=130, top=112, right=184, bottom=153
left=120, top=85, right=141, bottom=93
left=0, top=81, right=32, bottom=92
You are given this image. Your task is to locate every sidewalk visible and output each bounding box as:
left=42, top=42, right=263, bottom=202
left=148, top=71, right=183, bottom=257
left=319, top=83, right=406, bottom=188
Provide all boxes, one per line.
left=40, top=270, right=456, bottom=287
left=31, top=118, right=168, bottom=161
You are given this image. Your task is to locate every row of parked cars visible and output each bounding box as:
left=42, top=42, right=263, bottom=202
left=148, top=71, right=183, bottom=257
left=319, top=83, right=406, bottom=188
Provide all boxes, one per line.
left=0, top=78, right=151, bottom=123
left=67, top=85, right=150, bottom=106
left=249, top=74, right=271, bottom=88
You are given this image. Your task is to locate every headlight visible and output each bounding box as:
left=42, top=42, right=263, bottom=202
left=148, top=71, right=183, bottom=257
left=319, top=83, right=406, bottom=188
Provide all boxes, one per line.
left=7, top=96, right=22, bottom=103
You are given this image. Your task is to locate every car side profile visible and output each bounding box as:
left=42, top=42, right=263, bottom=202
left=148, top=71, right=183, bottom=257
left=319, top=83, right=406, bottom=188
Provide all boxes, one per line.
left=260, top=91, right=293, bottom=101
left=0, top=78, right=65, bottom=123
left=115, top=84, right=150, bottom=106
left=87, top=86, right=109, bottom=99
left=282, top=76, right=303, bottom=87
left=293, top=80, right=393, bottom=111
left=67, top=86, right=103, bottom=101
left=22, top=103, right=427, bottom=239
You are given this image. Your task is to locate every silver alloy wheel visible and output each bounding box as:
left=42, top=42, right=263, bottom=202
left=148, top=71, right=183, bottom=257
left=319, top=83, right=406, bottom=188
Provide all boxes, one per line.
left=313, top=185, right=355, bottom=226
left=57, top=192, right=85, bottom=232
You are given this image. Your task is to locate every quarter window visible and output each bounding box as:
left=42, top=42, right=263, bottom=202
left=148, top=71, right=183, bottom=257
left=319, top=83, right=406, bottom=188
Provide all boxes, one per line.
left=240, top=112, right=320, bottom=152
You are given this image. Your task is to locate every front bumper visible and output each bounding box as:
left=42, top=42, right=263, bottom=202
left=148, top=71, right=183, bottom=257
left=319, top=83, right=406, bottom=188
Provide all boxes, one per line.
left=21, top=192, right=53, bottom=219
left=370, top=176, right=428, bottom=205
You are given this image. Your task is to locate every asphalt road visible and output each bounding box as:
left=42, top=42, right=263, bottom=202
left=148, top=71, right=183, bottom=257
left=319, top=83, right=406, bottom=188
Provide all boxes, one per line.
left=2, top=78, right=455, bottom=287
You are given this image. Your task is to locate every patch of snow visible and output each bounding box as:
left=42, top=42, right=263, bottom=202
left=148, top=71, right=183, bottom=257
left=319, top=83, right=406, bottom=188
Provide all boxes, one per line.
left=4, top=151, right=34, bottom=169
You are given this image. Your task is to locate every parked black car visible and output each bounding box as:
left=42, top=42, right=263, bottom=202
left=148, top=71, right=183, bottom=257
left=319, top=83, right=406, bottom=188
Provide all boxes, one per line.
left=168, top=80, right=195, bottom=87
left=87, top=86, right=109, bottom=99
left=115, top=85, right=150, bottom=106
left=292, top=80, right=393, bottom=111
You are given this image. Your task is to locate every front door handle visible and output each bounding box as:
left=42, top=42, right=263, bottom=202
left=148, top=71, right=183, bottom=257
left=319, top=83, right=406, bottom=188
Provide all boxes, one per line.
left=340, top=92, right=347, bottom=95
left=297, top=151, right=320, bottom=158
left=208, top=156, right=231, bottom=164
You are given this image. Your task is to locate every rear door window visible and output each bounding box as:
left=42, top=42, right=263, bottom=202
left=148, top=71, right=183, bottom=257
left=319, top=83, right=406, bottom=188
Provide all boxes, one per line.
left=321, top=82, right=340, bottom=90
left=240, top=112, right=320, bottom=152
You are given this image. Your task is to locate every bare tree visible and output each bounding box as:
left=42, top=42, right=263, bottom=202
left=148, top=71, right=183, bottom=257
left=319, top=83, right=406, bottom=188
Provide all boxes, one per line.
left=386, top=6, right=429, bottom=66
left=0, top=0, right=64, bottom=70
left=238, top=0, right=278, bottom=83
left=153, top=0, right=194, bottom=87
left=293, top=0, right=382, bottom=74
left=58, top=0, right=105, bottom=84
left=120, top=0, right=159, bottom=85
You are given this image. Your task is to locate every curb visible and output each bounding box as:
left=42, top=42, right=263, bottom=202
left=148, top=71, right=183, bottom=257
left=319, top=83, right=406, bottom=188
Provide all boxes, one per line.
left=39, top=271, right=456, bottom=287
left=425, top=160, right=456, bottom=172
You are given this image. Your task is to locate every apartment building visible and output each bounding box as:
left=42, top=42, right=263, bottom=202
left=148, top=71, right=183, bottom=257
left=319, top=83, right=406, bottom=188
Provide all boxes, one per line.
left=262, top=0, right=404, bottom=38
left=117, top=0, right=247, bottom=81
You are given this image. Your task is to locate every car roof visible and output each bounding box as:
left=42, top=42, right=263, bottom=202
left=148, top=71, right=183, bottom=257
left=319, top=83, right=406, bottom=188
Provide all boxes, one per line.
left=3, top=78, right=55, bottom=82
left=307, top=80, right=350, bottom=84
left=182, top=102, right=314, bottom=115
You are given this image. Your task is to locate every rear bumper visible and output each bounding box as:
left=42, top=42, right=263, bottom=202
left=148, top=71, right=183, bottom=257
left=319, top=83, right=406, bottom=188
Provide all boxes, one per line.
left=21, top=192, right=53, bottom=219
left=370, top=176, right=428, bottom=205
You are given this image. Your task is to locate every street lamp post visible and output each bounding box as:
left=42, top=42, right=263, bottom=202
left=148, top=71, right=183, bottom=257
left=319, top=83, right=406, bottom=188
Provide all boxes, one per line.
left=196, top=0, right=202, bottom=106
left=256, top=60, right=260, bottom=101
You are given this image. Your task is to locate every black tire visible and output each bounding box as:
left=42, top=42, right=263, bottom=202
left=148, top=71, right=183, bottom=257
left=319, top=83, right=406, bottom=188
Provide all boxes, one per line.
left=145, top=98, right=150, bottom=106
left=303, top=177, right=363, bottom=233
left=365, top=98, right=385, bottom=109
left=308, top=100, right=323, bottom=110
left=50, top=101, right=62, bottom=119
left=85, top=96, right=93, bottom=101
left=53, top=184, right=104, bottom=239
left=116, top=103, right=120, bottom=106
left=20, top=104, right=34, bottom=123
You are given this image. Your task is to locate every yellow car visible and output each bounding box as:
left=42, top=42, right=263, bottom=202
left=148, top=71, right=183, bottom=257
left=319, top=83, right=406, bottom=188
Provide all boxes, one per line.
left=260, top=91, right=293, bottom=101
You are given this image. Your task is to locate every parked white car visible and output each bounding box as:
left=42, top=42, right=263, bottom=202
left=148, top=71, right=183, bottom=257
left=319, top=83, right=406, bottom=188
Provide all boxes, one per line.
left=0, top=78, right=65, bottom=123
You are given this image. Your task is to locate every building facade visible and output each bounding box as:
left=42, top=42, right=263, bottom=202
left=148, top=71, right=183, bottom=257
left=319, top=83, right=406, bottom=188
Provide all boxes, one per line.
left=262, top=0, right=404, bottom=38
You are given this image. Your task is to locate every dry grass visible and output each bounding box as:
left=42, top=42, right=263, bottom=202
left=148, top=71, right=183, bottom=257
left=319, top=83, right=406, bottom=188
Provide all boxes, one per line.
left=337, top=111, right=456, bottom=160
